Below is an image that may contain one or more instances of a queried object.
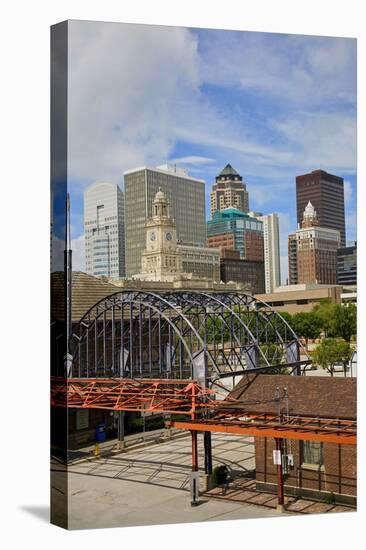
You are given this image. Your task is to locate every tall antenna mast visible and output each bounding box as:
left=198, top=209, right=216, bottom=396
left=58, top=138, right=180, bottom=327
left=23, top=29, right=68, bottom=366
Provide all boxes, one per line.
left=64, top=192, right=72, bottom=376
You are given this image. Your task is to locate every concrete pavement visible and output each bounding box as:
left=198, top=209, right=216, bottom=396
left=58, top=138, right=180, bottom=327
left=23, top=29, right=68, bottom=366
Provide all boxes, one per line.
left=52, top=433, right=282, bottom=529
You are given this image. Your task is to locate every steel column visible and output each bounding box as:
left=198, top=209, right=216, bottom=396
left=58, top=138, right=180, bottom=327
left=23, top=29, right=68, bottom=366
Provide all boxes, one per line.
left=204, top=431, right=213, bottom=475
left=275, top=437, right=284, bottom=508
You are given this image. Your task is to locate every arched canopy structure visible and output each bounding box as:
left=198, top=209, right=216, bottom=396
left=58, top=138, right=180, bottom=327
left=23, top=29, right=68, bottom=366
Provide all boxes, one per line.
left=70, top=290, right=308, bottom=388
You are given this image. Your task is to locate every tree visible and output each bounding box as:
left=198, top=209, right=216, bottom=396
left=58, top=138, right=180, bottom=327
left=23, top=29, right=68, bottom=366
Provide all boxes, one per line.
left=312, top=299, right=336, bottom=337
left=312, top=338, right=352, bottom=377
left=292, top=312, right=322, bottom=350
left=332, top=303, right=357, bottom=342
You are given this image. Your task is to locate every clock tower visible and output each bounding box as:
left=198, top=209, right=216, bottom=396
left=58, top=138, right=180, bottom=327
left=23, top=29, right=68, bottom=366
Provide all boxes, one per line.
left=139, top=188, right=183, bottom=280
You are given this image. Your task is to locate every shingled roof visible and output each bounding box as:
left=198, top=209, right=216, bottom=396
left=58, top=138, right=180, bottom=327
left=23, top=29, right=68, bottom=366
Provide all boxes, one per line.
left=51, top=271, right=119, bottom=322
left=227, top=373, right=356, bottom=420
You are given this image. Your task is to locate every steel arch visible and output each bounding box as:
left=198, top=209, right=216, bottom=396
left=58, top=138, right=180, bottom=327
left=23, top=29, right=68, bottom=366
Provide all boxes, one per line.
left=70, top=289, right=309, bottom=383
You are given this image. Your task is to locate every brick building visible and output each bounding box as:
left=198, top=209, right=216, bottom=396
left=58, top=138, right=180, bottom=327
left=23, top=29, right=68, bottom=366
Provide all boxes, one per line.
left=229, top=374, right=356, bottom=505
left=292, top=202, right=340, bottom=285
left=296, top=169, right=346, bottom=246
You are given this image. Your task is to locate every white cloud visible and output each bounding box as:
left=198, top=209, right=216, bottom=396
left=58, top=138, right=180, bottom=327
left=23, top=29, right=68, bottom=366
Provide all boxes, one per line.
left=68, top=21, right=201, bottom=184
left=169, top=155, right=216, bottom=165
left=67, top=23, right=356, bottom=190
left=199, top=32, right=356, bottom=108
left=272, top=112, right=356, bottom=172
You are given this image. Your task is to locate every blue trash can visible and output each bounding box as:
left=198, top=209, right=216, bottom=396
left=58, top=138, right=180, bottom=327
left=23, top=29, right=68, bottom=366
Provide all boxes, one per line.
left=95, top=423, right=106, bottom=443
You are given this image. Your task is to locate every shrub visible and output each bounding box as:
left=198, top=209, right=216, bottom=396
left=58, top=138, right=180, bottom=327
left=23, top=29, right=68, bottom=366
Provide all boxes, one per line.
left=324, top=492, right=336, bottom=505
left=212, top=465, right=229, bottom=486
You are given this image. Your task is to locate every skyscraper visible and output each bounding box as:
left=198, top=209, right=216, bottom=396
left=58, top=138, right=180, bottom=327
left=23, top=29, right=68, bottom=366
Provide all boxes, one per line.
left=207, top=208, right=264, bottom=261
left=288, top=233, right=298, bottom=285
left=210, top=164, right=249, bottom=216
left=295, top=202, right=340, bottom=285
left=84, top=182, right=125, bottom=279
left=124, top=164, right=206, bottom=278
left=337, top=242, right=357, bottom=286
left=207, top=207, right=265, bottom=293
left=249, top=212, right=281, bottom=293
left=296, top=169, right=346, bottom=246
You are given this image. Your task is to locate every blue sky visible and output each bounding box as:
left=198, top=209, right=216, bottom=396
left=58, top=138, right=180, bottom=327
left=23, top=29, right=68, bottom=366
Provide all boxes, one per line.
left=66, top=21, right=357, bottom=282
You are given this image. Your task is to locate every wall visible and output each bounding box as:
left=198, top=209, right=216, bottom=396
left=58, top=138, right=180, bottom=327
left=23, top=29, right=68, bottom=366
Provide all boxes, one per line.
left=255, top=437, right=356, bottom=504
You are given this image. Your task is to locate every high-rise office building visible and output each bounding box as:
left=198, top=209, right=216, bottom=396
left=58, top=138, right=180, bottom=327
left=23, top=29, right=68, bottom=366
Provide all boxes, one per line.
left=288, top=233, right=298, bottom=285
left=84, top=182, right=125, bottom=279
left=296, top=169, right=346, bottom=246
left=249, top=212, right=281, bottom=293
left=207, top=207, right=265, bottom=292
left=207, top=208, right=264, bottom=261
left=337, top=242, right=357, bottom=286
left=210, top=164, right=249, bottom=216
left=295, top=202, right=340, bottom=285
left=124, top=164, right=206, bottom=278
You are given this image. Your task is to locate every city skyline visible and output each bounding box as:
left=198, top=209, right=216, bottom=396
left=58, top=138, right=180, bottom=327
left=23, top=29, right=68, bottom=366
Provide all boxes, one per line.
left=66, top=21, right=356, bottom=282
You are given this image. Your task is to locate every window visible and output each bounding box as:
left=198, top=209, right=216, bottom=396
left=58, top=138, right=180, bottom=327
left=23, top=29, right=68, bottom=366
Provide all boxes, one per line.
left=302, top=441, right=323, bottom=466
left=76, top=409, right=89, bottom=430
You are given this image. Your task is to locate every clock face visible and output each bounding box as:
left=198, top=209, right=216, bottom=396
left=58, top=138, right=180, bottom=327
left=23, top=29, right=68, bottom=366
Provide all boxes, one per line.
left=165, top=232, right=172, bottom=241
left=150, top=231, right=156, bottom=241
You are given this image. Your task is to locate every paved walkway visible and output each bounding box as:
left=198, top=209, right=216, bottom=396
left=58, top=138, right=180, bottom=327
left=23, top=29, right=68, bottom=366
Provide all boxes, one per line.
left=51, top=432, right=354, bottom=530
left=52, top=434, right=281, bottom=529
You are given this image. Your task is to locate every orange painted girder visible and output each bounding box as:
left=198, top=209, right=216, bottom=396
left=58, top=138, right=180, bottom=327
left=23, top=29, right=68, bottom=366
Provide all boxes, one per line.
left=51, top=377, right=212, bottom=415
left=171, top=421, right=356, bottom=445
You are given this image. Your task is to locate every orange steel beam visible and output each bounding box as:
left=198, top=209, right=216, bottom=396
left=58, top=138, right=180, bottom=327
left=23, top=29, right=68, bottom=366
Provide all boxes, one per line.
left=51, top=377, right=213, bottom=416
left=170, top=420, right=356, bottom=445
left=51, top=378, right=356, bottom=445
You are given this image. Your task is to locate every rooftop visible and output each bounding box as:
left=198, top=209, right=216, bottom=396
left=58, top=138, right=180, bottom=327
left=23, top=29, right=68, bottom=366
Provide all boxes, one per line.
left=228, top=374, right=356, bottom=420
left=218, top=163, right=241, bottom=177
left=123, top=165, right=205, bottom=183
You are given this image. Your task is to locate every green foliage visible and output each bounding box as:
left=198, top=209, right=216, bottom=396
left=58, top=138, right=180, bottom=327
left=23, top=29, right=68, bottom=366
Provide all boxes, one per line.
left=259, top=343, right=279, bottom=364
left=332, top=303, right=357, bottom=342
left=312, top=338, right=352, bottom=376
left=324, top=492, right=336, bottom=505
left=279, top=311, right=295, bottom=329
left=312, top=299, right=337, bottom=337
left=212, top=465, right=229, bottom=486
left=292, top=312, right=322, bottom=348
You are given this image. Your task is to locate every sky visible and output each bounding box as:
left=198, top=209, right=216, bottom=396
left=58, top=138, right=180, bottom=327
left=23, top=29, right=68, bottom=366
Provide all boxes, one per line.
left=66, top=20, right=357, bottom=283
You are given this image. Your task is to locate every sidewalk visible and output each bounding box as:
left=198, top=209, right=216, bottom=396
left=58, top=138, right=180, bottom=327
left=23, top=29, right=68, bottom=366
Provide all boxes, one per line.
left=66, top=427, right=189, bottom=463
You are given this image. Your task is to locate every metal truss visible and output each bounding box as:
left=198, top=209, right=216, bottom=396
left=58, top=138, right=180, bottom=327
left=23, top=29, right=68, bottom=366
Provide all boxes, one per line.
left=51, top=377, right=213, bottom=416
left=64, top=290, right=308, bottom=385
left=170, top=416, right=357, bottom=446
left=51, top=377, right=356, bottom=445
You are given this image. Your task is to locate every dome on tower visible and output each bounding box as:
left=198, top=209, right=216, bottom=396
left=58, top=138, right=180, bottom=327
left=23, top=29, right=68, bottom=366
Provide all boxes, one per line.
left=154, top=187, right=168, bottom=202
